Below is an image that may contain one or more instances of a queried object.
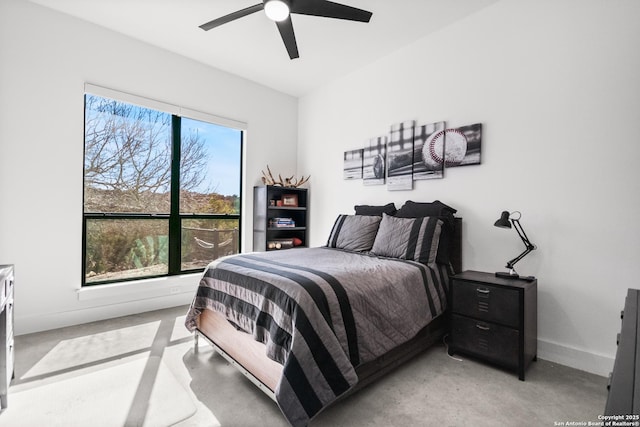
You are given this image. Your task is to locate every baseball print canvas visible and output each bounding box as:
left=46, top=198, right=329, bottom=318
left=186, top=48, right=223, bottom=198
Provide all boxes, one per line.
left=445, top=123, right=482, bottom=167
left=414, top=121, right=446, bottom=180
left=387, top=120, right=415, bottom=191
left=363, top=136, right=387, bottom=186
left=343, top=149, right=363, bottom=180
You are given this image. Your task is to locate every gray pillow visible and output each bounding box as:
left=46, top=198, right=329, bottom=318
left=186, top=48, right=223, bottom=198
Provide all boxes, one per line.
left=370, top=213, right=442, bottom=265
left=326, top=214, right=382, bottom=252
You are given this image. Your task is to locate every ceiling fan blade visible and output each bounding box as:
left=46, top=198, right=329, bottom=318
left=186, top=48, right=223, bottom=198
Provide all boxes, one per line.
left=199, top=3, right=264, bottom=31
left=276, top=17, right=299, bottom=60
left=290, top=0, right=372, bottom=22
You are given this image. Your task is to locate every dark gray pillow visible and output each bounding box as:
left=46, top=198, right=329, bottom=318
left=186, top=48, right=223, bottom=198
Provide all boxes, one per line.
left=370, top=213, right=442, bottom=265
left=396, top=200, right=456, bottom=265
left=395, top=200, right=457, bottom=217
left=326, top=214, right=382, bottom=252
left=354, top=203, right=397, bottom=216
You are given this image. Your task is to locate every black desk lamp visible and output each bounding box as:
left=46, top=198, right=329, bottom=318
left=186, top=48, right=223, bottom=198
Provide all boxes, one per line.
left=494, top=210, right=536, bottom=281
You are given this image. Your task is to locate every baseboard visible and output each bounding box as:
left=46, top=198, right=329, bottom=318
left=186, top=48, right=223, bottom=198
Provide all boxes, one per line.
left=538, top=338, right=614, bottom=377
left=14, top=273, right=203, bottom=335
left=16, top=293, right=195, bottom=335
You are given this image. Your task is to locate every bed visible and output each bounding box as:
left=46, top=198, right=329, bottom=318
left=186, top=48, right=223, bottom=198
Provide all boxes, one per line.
left=185, top=200, right=462, bottom=426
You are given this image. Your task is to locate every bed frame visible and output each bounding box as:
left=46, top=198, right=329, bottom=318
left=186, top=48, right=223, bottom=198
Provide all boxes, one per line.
left=194, top=217, right=462, bottom=403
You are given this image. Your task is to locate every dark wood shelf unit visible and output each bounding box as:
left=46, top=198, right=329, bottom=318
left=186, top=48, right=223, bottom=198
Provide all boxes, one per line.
left=448, top=270, right=537, bottom=381
left=253, top=186, right=308, bottom=252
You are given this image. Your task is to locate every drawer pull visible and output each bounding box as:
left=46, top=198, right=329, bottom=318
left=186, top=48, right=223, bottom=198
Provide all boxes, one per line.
left=617, top=333, right=621, bottom=345
left=621, top=310, right=624, bottom=319
left=476, top=323, right=490, bottom=331
left=476, top=288, right=490, bottom=295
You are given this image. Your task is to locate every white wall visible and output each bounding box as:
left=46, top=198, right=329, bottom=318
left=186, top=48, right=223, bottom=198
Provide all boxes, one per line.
left=0, top=0, right=298, bottom=334
left=2, top=0, right=638, bottom=377
left=298, top=0, right=640, bottom=376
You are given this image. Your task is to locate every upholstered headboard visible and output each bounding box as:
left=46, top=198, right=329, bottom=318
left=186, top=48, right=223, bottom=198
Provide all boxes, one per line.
left=451, top=217, right=463, bottom=274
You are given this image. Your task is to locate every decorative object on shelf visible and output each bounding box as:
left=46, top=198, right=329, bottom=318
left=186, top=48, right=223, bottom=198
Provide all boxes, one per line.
left=267, top=239, right=295, bottom=250
left=261, top=165, right=310, bottom=188
left=269, top=217, right=296, bottom=228
left=281, top=194, right=298, bottom=207
left=494, top=210, right=537, bottom=281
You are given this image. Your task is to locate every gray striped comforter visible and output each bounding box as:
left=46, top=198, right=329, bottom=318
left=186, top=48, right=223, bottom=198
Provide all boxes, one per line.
left=185, top=247, right=449, bottom=426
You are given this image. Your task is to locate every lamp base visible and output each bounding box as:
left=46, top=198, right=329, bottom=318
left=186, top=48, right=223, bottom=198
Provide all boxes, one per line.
left=495, top=271, right=536, bottom=282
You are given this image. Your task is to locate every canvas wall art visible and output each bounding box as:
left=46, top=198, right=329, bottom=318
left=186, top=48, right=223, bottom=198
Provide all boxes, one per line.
left=387, top=120, right=415, bottom=191
left=343, top=119, right=482, bottom=187
left=445, top=123, right=482, bottom=167
left=414, top=121, right=446, bottom=180
left=343, top=149, right=363, bottom=179
left=363, top=136, right=386, bottom=186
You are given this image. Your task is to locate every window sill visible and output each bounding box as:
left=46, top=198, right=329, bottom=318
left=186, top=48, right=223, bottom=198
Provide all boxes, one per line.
left=76, top=273, right=201, bottom=303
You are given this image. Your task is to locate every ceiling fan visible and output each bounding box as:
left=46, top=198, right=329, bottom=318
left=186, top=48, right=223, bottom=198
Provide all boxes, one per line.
left=199, top=0, right=373, bottom=60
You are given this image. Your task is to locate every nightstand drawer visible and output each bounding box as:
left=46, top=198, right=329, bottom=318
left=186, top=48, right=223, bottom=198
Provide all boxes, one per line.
left=451, top=314, right=519, bottom=368
left=452, top=280, right=520, bottom=327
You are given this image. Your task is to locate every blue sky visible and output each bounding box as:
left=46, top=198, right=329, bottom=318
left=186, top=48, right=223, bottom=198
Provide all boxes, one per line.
left=182, top=118, right=242, bottom=197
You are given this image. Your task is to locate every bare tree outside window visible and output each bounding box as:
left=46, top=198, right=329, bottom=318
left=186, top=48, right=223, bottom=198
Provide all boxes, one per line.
left=83, top=94, right=242, bottom=284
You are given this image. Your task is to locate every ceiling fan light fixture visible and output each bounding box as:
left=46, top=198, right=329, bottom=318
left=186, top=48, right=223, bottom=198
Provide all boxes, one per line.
left=264, top=0, right=290, bottom=22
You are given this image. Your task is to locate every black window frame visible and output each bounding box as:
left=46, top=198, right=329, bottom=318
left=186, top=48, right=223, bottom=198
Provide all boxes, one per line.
left=82, top=91, right=243, bottom=287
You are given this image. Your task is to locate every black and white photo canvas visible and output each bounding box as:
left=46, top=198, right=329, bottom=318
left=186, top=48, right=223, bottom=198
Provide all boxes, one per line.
left=414, top=121, right=446, bottom=180
left=387, top=120, right=415, bottom=191
left=363, top=136, right=387, bottom=186
left=343, top=149, right=364, bottom=179
left=444, top=123, right=482, bottom=167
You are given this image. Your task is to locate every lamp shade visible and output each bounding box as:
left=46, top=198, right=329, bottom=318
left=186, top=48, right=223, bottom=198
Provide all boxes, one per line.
left=494, top=211, right=512, bottom=228
left=264, top=0, right=290, bottom=21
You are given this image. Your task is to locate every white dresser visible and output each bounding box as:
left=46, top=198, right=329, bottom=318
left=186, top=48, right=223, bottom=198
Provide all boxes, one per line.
left=0, top=265, right=14, bottom=410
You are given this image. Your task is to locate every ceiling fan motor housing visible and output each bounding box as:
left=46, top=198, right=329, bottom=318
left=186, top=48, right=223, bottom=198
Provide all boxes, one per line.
left=264, top=0, right=290, bottom=22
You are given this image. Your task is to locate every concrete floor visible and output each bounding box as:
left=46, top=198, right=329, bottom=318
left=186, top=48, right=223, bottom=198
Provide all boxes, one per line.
left=1, top=305, right=608, bottom=426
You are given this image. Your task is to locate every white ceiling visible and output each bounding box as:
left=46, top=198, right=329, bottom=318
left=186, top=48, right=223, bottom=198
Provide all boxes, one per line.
left=29, top=0, right=499, bottom=97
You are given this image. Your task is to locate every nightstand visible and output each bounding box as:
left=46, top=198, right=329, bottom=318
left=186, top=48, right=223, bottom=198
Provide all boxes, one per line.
left=448, top=270, right=537, bottom=380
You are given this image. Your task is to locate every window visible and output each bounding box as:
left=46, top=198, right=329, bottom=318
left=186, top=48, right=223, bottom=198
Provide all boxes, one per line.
left=83, top=87, right=243, bottom=285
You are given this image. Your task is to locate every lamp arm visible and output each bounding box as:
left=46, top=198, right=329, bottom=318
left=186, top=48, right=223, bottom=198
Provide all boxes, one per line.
left=512, top=219, right=535, bottom=250
left=505, top=247, right=533, bottom=269
left=505, top=219, right=536, bottom=269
